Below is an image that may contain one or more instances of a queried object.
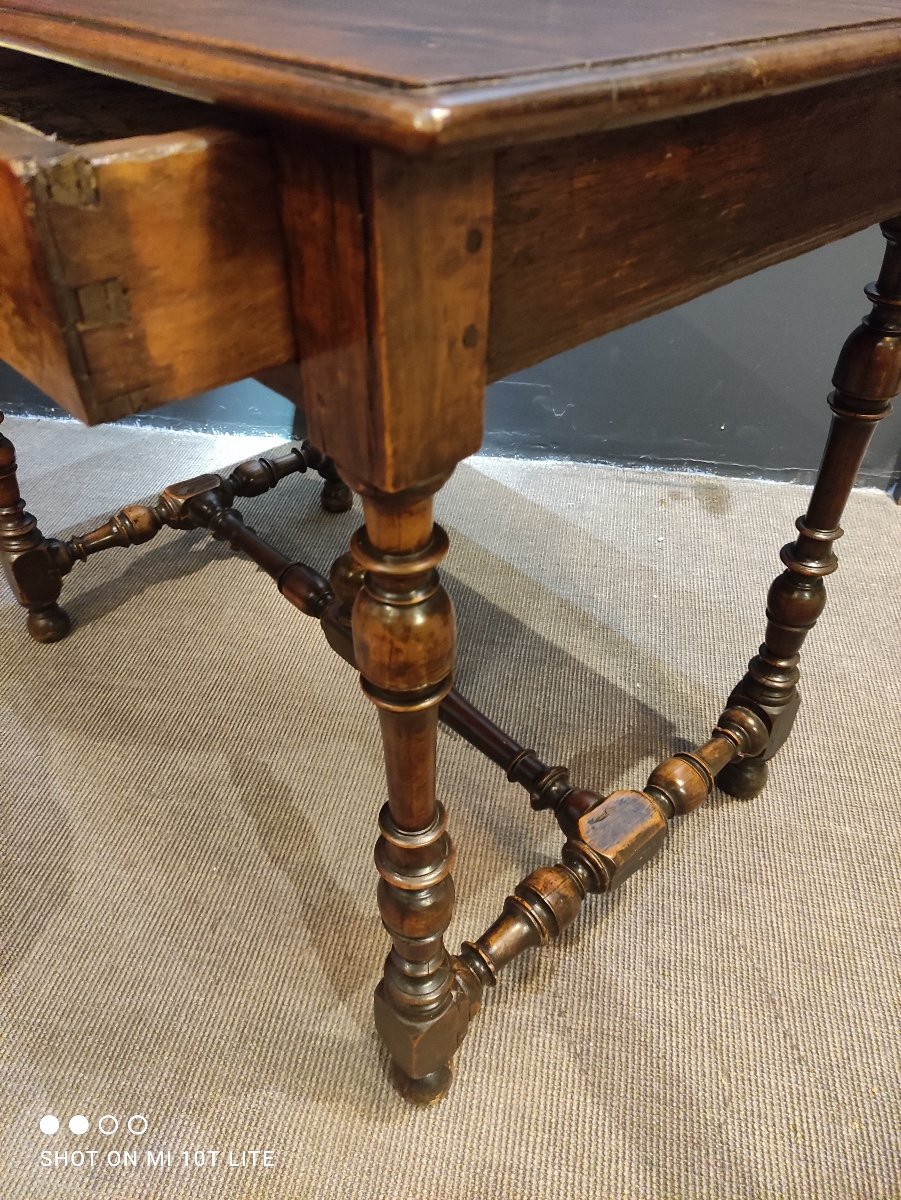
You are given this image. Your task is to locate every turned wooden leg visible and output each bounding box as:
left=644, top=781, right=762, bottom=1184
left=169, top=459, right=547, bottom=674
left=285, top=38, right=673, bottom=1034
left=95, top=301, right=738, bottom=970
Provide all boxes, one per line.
left=0, top=412, right=69, bottom=642
left=719, top=218, right=900, bottom=798
left=277, top=133, right=492, bottom=1101
left=351, top=493, right=469, bottom=1104
left=316, top=455, right=353, bottom=513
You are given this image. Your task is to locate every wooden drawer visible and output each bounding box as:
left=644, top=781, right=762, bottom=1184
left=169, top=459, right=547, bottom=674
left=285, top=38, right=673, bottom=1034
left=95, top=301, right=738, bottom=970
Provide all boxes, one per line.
left=0, top=49, right=295, bottom=424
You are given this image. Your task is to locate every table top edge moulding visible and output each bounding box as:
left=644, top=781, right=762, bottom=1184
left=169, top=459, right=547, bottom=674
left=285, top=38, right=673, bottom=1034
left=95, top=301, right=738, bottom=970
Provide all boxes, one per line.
left=0, top=3, right=899, bottom=151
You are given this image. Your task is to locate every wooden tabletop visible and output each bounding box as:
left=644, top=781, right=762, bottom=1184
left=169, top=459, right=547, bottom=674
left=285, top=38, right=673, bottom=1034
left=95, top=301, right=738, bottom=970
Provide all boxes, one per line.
left=1, top=1, right=900, bottom=149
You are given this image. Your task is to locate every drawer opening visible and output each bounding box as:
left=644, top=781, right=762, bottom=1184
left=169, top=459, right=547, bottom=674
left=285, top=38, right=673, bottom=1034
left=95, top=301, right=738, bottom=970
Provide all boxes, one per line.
left=0, top=47, right=296, bottom=424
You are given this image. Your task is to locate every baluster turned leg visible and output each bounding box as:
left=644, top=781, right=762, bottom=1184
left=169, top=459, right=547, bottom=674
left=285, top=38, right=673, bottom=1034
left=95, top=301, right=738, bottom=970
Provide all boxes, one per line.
left=719, top=218, right=900, bottom=798
left=276, top=134, right=492, bottom=1102
left=351, top=493, right=469, bottom=1104
left=0, top=412, right=69, bottom=642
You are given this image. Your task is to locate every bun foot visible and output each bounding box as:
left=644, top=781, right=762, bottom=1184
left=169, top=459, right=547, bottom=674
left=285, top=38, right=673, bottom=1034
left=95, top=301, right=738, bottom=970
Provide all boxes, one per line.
left=27, top=603, right=71, bottom=643
left=320, top=479, right=353, bottom=513
left=390, top=1062, right=453, bottom=1106
left=717, top=756, right=768, bottom=800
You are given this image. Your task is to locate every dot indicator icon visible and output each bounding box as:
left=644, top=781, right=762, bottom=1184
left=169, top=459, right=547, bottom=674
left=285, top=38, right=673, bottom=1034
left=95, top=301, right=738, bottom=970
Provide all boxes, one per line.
left=68, top=1115, right=90, bottom=1136
left=39, top=1115, right=59, bottom=1136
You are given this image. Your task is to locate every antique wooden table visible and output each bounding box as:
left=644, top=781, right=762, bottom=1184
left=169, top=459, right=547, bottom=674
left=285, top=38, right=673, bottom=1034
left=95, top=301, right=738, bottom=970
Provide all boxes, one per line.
left=1, top=2, right=899, bottom=1104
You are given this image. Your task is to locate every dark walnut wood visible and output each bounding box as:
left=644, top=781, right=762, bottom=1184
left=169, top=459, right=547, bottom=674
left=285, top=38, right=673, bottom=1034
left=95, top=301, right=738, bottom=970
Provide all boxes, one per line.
left=1, top=4, right=900, bottom=1110
left=273, top=114, right=901, bottom=1096
left=0, top=410, right=68, bottom=640
left=193, top=67, right=901, bottom=391
left=6, top=47, right=901, bottom=416
left=35, top=441, right=772, bottom=1089
left=1, top=2, right=901, bottom=151
left=718, top=217, right=901, bottom=798
left=278, top=134, right=494, bottom=1100
left=0, top=439, right=349, bottom=639
left=274, top=139, right=487, bottom=1100
left=276, top=133, right=493, bottom=494
left=488, top=71, right=901, bottom=379
left=455, top=709, right=768, bottom=1012
left=352, top=502, right=466, bottom=1105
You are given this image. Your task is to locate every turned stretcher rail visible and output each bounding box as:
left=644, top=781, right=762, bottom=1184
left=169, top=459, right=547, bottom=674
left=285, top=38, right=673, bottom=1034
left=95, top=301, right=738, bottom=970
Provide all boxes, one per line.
left=12, top=379, right=884, bottom=1100
left=38, top=443, right=775, bottom=839
left=131, top=452, right=770, bottom=1075
left=42, top=444, right=607, bottom=816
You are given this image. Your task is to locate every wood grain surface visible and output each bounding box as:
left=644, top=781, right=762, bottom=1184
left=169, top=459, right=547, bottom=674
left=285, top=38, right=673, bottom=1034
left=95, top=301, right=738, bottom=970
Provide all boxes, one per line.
left=1, top=1, right=900, bottom=150
left=278, top=134, right=492, bottom=493
left=0, top=50, right=294, bottom=422
left=0, top=126, right=80, bottom=411
left=488, top=70, right=901, bottom=377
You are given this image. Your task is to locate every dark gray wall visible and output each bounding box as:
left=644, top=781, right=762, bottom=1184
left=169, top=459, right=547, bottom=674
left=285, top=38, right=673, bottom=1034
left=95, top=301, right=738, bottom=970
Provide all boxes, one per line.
left=483, top=226, right=899, bottom=488
left=2, top=226, right=898, bottom=488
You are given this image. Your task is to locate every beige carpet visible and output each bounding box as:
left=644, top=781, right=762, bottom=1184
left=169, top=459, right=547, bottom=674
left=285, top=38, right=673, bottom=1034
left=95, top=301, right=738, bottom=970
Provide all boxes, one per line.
left=1, top=415, right=899, bottom=1200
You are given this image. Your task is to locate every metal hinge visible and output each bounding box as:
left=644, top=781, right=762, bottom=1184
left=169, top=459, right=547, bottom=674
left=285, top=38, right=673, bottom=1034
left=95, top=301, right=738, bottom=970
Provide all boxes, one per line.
left=42, top=155, right=99, bottom=207
left=76, top=279, right=131, bottom=326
